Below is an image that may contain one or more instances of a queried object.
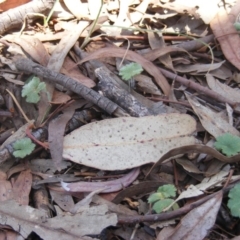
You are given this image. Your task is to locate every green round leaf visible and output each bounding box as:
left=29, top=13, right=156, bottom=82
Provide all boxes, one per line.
left=152, top=199, right=175, bottom=214
left=13, top=138, right=36, bottom=158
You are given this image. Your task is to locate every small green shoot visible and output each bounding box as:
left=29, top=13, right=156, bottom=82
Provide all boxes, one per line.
left=119, top=62, right=143, bottom=81
left=214, top=133, right=240, bottom=157
left=13, top=138, right=36, bottom=158
left=148, top=184, right=179, bottom=213
left=234, top=22, right=240, bottom=31
left=227, top=184, right=240, bottom=218
left=22, top=76, right=46, bottom=103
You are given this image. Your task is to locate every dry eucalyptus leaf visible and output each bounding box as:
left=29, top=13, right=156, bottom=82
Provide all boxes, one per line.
left=169, top=192, right=222, bottom=240
left=63, top=114, right=197, bottom=170
left=186, top=94, right=240, bottom=138
left=206, top=74, right=240, bottom=103
left=0, top=200, right=115, bottom=240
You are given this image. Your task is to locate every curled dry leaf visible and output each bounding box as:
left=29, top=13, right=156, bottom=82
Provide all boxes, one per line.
left=186, top=94, right=240, bottom=138
left=210, top=2, right=240, bottom=70
left=63, top=114, right=197, bottom=170
left=206, top=74, right=240, bottom=104
left=61, top=168, right=140, bottom=193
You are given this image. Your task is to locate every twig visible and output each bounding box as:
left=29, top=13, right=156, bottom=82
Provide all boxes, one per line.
left=158, top=67, right=238, bottom=108
left=118, top=191, right=222, bottom=224
left=5, top=89, right=32, bottom=124
left=14, top=58, right=128, bottom=117
left=95, top=67, right=151, bottom=117
left=0, top=0, right=55, bottom=35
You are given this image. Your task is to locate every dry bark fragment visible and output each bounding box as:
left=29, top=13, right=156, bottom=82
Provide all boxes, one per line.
left=0, top=0, right=55, bottom=35
left=96, top=67, right=151, bottom=117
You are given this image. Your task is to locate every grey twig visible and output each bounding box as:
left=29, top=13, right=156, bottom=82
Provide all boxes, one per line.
left=14, top=58, right=128, bottom=117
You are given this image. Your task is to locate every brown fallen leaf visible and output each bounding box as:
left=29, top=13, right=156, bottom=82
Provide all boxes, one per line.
left=0, top=200, right=116, bottom=239
left=206, top=73, right=240, bottom=104
left=12, top=37, right=49, bottom=66
left=48, top=105, right=75, bottom=171
left=186, top=94, right=240, bottom=138
left=61, top=56, right=95, bottom=88
left=210, top=2, right=240, bottom=70
left=147, top=32, right=174, bottom=71
left=11, top=169, right=32, bottom=205
left=168, top=191, right=222, bottom=240
left=0, top=180, right=13, bottom=201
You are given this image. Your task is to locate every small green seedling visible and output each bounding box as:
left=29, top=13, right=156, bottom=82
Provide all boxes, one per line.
left=13, top=137, right=36, bottom=158
left=214, top=133, right=240, bottom=157
left=227, top=183, right=240, bottom=218
left=22, top=76, right=46, bottom=103
left=148, top=184, right=179, bottom=214
left=234, top=22, right=240, bottom=31
left=119, top=62, right=143, bottom=91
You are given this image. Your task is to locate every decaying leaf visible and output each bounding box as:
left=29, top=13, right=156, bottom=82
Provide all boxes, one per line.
left=186, top=94, right=240, bottom=138
left=206, top=74, right=240, bottom=104
left=63, top=114, right=197, bottom=170
left=168, top=191, right=223, bottom=240
left=0, top=200, right=117, bottom=240
left=210, top=2, right=240, bottom=71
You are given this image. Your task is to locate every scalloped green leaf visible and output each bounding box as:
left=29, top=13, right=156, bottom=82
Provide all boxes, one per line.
left=156, top=184, right=177, bottom=198
left=119, top=62, right=143, bottom=81
left=22, top=76, right=46, bottom=103
left=214, top=133, right=240, bottom=157
left=148, top=193, right=164, bottom=203
left=152, top=199, right=175, bottom=213
left=13, top=138, right=36, bottom=158
left=227, top=184, right=240, bottom=217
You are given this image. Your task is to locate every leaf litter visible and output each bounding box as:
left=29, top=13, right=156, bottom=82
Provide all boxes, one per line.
left=1, top=0, right=240, bottom=239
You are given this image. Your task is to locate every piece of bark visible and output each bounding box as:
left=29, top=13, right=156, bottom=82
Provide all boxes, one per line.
left=0, top=0, right=55, bottom=35
left=14, top=57, right=128, bottom=117
left=96, top=67, right=151, bottom=117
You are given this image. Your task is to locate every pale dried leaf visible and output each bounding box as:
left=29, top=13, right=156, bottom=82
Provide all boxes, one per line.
left=0, top=200, right=114, bottom=239
left=88, top=0, right=101, bottom=19
left=175, top=61, right=225, bottom=74
left=176, top=185, right=204, bottom=202
left=134, top=74, right=162, bottom=95
left=210, top=3, right=240, bottom=70
left=196, top=169, right=229, bottom=191
left=186, top=94, right=240, bottom=138
left=63, top=0, right=89, bottom=19
left=50, top=190, right=74, bottom=212
left=29, top=159, right=71, bottom=174
left=169, top=192, right=222, bottom=240
left=206, top=74, right=240, bottom=103
left=63, top=114, right=197, bottom=170
left=157, top=0, right=220, bottom=23
left=47, top=204, right=117, bottom=236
